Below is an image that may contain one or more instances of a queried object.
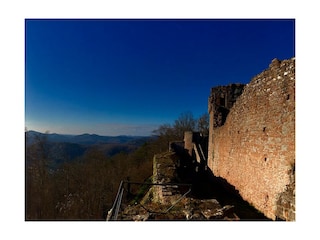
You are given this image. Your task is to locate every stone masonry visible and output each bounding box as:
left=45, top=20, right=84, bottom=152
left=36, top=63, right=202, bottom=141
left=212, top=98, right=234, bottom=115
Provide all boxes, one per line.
left=207, top=58, right=295, bottom=220
left=208, top=84, right=245, bottom=128
left=183, top=131, right=208, bottom=168
left=152, top=152, right=182, bottom=205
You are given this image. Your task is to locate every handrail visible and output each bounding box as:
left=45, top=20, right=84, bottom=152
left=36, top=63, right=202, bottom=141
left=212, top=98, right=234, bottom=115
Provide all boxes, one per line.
left=163, top=188, right=192, bottom=213
left=107, top=180, right=192, bottom=221
left=106, top=180, right=124, bottom=221
left=193, top=143, right=206, bottom=164
left=198, top=144, right=206, bottom=161
left=113, top=187, right=124, bottom=219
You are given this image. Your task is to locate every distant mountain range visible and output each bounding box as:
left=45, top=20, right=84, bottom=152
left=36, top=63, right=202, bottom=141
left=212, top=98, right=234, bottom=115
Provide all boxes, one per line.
left=25, top=130, right=152, bottom=146
left=25, top=131, right=155, bottom=168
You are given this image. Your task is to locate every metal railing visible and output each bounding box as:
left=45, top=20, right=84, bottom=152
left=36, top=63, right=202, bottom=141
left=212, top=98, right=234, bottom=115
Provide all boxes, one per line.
left=107, top=181, right=192, bottom=221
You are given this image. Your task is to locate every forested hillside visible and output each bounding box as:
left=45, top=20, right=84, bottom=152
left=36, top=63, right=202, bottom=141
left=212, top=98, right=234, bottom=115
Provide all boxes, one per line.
left=25, top=112, right=208, bottom=220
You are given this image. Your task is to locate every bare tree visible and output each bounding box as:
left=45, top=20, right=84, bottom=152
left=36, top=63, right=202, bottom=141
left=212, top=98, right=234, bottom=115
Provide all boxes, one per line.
left=173, top=112, right=196, bottom=139
left=197, top=113, right=209, bottom=136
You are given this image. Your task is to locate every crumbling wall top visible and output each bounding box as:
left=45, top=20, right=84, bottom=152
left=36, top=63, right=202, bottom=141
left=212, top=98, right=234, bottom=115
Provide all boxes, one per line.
left=208, top=83, right=245, bottom=128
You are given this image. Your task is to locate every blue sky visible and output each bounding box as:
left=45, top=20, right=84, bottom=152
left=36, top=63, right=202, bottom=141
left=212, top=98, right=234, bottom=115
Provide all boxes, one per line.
left=25, top=19, right=295, bottom=136
left=2, top=1, right=319, bottom=234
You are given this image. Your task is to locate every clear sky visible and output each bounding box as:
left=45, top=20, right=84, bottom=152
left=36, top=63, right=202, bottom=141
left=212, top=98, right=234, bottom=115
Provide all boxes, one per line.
left=3, top=0, right=320, bottom=236
left=25, top=19, right=295, bottom=136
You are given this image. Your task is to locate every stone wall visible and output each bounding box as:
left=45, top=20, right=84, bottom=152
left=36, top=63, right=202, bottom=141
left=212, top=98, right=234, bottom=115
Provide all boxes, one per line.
left=183, top=131, right=209, bottom=172
left=207, top=58, right=295, bottom=220
left=208, top=84, right=245, bottom=168
left=152, top=152, right=182, bottom=205
left=208, top=84, right=245, bottom=128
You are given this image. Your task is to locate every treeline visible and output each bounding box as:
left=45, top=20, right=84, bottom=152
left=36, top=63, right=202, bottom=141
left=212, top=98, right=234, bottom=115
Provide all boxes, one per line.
left=25, top=112, right=208, bottom=220
left=26, top=137, right=156, bottom=220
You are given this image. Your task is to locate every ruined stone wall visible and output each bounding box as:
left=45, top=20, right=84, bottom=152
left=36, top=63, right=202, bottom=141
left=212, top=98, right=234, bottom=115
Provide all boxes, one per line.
left=152, top=153, right=182, bottom=205
left=184, top=131, right=208, bottom=159
left=208, top=84, right=246, bottom=128
left=208, top=58, right=295, bottom=220
left=184, top=131, right=194, bottom=157
left=208, top=83, right=245, bottom=171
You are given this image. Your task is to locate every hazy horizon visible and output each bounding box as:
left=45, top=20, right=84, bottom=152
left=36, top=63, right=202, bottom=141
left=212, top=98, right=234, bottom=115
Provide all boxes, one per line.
left=25, top=125, right=159, bottom=137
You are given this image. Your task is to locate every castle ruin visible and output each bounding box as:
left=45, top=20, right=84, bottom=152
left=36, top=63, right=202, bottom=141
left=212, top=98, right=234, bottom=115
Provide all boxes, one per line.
left=207, top=58, right=295, bottom=220
left=108, top=57, right=295, bottom=221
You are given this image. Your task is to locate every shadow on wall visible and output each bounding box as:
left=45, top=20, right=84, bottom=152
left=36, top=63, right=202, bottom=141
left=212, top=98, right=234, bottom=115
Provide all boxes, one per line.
left=170, top=142, right=270, bottom=220
left=191, top=168, right=271, bottom=220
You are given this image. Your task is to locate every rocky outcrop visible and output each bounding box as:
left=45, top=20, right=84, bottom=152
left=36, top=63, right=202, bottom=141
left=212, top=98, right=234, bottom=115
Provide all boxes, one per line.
left=118, top=197, right=239, bottom=221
